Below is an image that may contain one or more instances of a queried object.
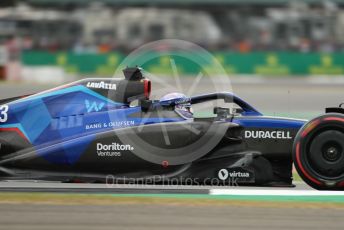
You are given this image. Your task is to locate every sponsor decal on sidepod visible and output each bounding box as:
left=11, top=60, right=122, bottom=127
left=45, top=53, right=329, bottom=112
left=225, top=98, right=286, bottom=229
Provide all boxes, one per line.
left=245, top=130, right=292, bottom=139
left=96, top=143, right=134, bottom=157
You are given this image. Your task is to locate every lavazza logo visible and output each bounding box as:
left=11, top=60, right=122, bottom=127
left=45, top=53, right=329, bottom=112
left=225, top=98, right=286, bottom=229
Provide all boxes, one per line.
left=87, top=81, right=117, bottom=90
left=96, top=143, right=134, bottom=157
left=245, top=130, right=292, bottom=139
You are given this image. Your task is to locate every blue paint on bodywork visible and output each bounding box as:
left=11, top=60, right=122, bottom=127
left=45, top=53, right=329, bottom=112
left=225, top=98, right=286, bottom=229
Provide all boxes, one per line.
left=0, top=83, right=185, bottom=164
left=0, top=86, right=306, bottom=165
left=233, top=117, right=305, bottom=129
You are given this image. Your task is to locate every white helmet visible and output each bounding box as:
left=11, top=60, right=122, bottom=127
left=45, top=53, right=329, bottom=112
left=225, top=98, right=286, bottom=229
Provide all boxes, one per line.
left=160, top=93, right=193, bottom=118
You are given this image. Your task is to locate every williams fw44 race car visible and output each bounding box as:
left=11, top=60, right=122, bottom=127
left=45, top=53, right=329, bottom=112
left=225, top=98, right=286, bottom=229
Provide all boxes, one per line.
left=0, top=67, right=343, bottom=190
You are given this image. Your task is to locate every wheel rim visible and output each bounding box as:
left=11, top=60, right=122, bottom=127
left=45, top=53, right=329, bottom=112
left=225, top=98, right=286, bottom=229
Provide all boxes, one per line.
left=322, top=141, right=342, bottom=163
left=307, top=129, right=344, bottom=178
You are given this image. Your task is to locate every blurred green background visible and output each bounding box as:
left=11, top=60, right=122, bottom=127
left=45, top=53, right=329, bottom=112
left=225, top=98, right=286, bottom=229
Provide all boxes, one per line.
left=21, top=51, right=344, bottom=75
left=2, top=0, right=344, bottom=80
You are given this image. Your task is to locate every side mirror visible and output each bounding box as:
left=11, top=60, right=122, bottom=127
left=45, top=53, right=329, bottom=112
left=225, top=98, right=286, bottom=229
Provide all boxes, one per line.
left=140, top=100, right=153, bottom=112
left=214, top=107, right=230, bottom=119
left=231, top=107, right=244, bottom=115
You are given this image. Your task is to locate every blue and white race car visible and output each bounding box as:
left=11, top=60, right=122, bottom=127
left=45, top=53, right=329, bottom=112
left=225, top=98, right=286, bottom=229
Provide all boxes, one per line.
left=0, top=67, right=343, bottom=190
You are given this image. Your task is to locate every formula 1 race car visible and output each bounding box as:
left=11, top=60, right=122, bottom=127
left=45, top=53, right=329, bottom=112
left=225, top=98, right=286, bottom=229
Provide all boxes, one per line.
left=0, top=67, right=343, bottom=190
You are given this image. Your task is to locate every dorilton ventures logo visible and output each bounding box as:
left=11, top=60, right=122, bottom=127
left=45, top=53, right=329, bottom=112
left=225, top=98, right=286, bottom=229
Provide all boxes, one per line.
left=97, top=143, right=134, bottom=151
left=245, top=130, right=292, bottom=139
left=96, top=143, right=134, bottom=157
left=87, top=81, right=117, bottom=90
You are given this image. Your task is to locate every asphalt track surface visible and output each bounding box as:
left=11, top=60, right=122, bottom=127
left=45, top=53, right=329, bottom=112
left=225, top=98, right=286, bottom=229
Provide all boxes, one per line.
left=1, top=181, right=343, bottom=230
left=1, top=203, right=343, bottom=230
left=2, top=203, right=343, bottom=230
left=0, top=77, right=343, bottom=230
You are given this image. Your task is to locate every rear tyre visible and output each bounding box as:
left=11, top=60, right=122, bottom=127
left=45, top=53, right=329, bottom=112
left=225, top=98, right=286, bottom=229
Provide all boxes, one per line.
left=292, top=113, right=344, bottom=190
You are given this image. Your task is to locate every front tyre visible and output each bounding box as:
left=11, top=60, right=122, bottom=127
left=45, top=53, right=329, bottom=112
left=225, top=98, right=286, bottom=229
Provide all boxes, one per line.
left=292, top=113, right=344, bottom=190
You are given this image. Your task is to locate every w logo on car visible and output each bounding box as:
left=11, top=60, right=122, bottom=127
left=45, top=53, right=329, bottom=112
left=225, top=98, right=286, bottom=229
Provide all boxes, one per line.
left=85, top=100, right=105, bottom=112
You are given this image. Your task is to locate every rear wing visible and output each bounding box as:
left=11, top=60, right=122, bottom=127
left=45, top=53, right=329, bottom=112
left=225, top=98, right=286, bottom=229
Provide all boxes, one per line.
left=326, top=103, right=344, bottom=114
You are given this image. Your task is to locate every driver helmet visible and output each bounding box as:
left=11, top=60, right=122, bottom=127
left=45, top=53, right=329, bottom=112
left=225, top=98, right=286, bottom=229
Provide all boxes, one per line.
left=160, top=93, right=193, bottom=118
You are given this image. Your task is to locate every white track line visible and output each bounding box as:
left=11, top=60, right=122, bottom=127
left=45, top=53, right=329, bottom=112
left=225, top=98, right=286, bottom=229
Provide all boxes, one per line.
left=210, top=189, right=344, bottom=196
left=306, top=76, right=344, bottom=85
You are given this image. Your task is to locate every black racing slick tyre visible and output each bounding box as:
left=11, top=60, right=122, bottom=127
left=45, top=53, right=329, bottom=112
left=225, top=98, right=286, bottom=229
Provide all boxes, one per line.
left=292, top=113, right=344, bottom=190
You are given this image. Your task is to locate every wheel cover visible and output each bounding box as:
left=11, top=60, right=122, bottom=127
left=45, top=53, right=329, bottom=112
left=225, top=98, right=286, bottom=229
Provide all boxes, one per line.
left=308, top=129, right=344, bottom=178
